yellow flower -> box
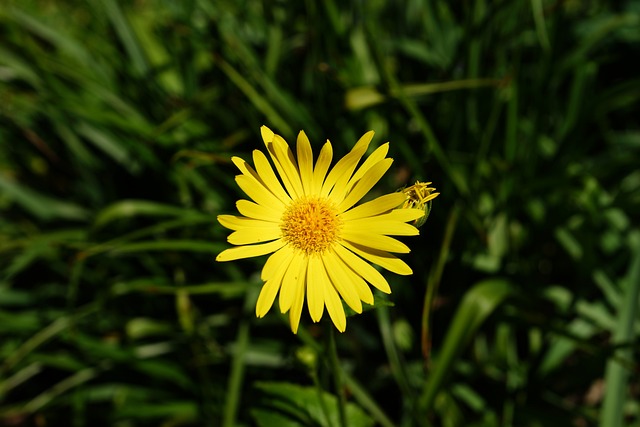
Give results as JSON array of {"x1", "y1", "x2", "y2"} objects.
[{"x1": 216, "y1": 126, "x2": 426, "y2": 333}]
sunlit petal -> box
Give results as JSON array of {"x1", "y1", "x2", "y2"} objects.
[
  {"x1": 340, "y1": 241, "x2": 413, "y2": 276},
  {"x1": 289, "y1": 274, "x2": 306, "y2": 334},
  {"x1": 236, "y1": 175, "x2": 286, "y2": 209},
  {"x1": 337, "y1": 158, "x2": 393, "y2": 212},
  {"x1": 342, "y1": 232, "x2": 411, "y2": 253},
  {"x1": 262, "y1": 245, "x2": 294, "y2": 281},
  {"x1": 297, "y1": 131, "x2": 314, "y2": 196},
  {"x1": 279, "y1": 255, "x2": 307, "y2": 313},
  {"x1": 256, "y1": 250, "x2": 295, "y2": 317},
  {"x1": 306, "y1": 256, "x2": 325, "y2": 322},
  {"x1": 340, "y1": 192, "x2": 407, "y2": 221},
  {"x1": 218, "y1": 214, "x2": 275, "y2": 231},
  {"x1": 323, "y1": 250, "x2": 364, "y2": 312},
  {"x1": 236, "y1": 200, "x2": 283, "y2": 222},
  {"x1": 343, "y1": 219, "x2": 419, "y2": 236},
  {"x1": 333, "y1": 243, "x2": 392, "y2": 293},
  {"x1": 253, "y1": 150, "x2": 292, "y2": 203},
  {"x1": 216, "y1": 239, "x2": 285, "y2": 262},
  {"x1": 321, "y1": 131, "x2": 373, "y2": 198},
  {"x1": 227, "y1": 227, "x2": 281, "y2": 245},
  {"x1": 346, "y1": 142, "x2": 389, "y2": 192},
  {"x1": 324, "y1": 280, "x2": 346, "y2": 332},
  {"x1": 311, "y1": 141, "x2": 333, "y2": 195}
]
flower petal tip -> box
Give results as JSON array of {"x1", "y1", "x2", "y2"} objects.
[{"x1": 260, "y1": 126, "x2": 275, "y2": 143}]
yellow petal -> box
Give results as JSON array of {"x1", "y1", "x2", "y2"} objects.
[
  {"x1": 289, "y1": 274, "x2": 306, "y2": 334},
  {"x1": 216, "y1": 239, "x2": 285, "y2": 262},
  {"x1": 256, "y1": 278, "x2": 282, "y2": 318},
  {"x1": 231, "y1": 156, "x2": 259, "y2": 179},
  {"x1": 236, "y1": 199, "x2": 283, "y2": 222},
  {"x1": 253, "y1": 150, "x2": 292, "y2": 204},
  {"x1": 261, "y1": 245, "x2": 294, "y2": 281},
  {"x1": 256, "y1": 250, "x2": 294, "y2": 317},
  {"x1": 236, "y1": 175, "x2": 286, "y2": 209},
  {"x1": 324, "y1": 280, "x2": 346, "y2": 332},
  {"x1": 260, "y1": 125, "x2": 275, "y2": 144},
  {"x1": 233, "y1": 156, "x2": 289, "y2": 207},
  {"x1": 333, "y1": 243, "x2": 391, "y2": 293},
  {"x1": 227, "y1": 227, "x2": 281, "y2": 245},
  {"x1": 296, "y1": 131, "x2": 314, "y2": 196},
  {"x1": 256, "y1": 279, "x2": 281, "y2": 318},
  {"x1": 337, "y1": 158, "x2": 393, "y2": 212},
  {"x1": 320, "y1": 131, "x2": 373, "y2": 198},
  {"x1": 217, "y1": 214, "x2": 275, "y2": 231},
  {"x1": 340, "y1": 241, "x2": 412, "y2": 276},
  {"x1": 261, "y1": 129, "x2": 302, "y2": 199},
  {"x1": 343, "y1": 219, "x2": 419, "y2": 236},
  {"x1": 233, "y1": 155, "x2": 290, "y2": 204},
  {"x1": 279, "y1": 254, "x2": 306, "y2": 313},
  {"x1": 270, "y1": 136, "x2": 304, "y2": 198},
  {"x1": 339, "y1": 192, "x2": 406, "y2": 221},
  {"x1": 341, "y1": 232, "x2": 410, "y2": 253},
  {"x1": 385, "y1": 208, "x2": 426, "y2": 222},
  {"x1": 265, "y1": 145, "x2": 300, "y2": 200},
  {"x1": 346, "y1": 142, "x2": 389, "y2": 192},
  {"x1": 311, "y1": 141, "x2": 333, "y2": 195},
  {"x1": 323, "y1": 251, "x2": 364, "y2": 312},
  {"x1": 344, "y1": 267, "x2": 374, "y2": 305},
  {"x1": 306, "y1": 256, "x2": 325, "y2": 322}
]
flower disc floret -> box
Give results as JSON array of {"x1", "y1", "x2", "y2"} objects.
[{"x1": 280, "y1": 198, "x2": 342, "y2": 256}]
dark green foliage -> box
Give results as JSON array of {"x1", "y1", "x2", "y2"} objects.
[{"x1": 1, "y1": 0, "x2": 639, "y2": 426}]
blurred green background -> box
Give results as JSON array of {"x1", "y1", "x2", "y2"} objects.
[{"x1": 1, "y1": 0, "x2": 639, "y2": 426}]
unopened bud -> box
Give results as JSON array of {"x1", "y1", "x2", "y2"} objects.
[{"x1": 399, "y1": 181, "x2": 440, "y2": 227}]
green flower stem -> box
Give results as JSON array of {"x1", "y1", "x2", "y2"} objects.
[
  {"x1": 342, "y1": 374, "x2": 395, "y2": 427},
  {"x1": 377, "y1": 305, "x2": 427, "y2": 427},
  {"x1": 327, "y1": 325, "x2": 347, "y2": 427},
  {"x1": 296, "y1": 325, "x2": 395, "y2": 427},
  {"x1": 310, "y1": 369, "x2": 334, "y2": 427},
  {"x1": 222, "y1": 287, "x2": 256, "y2": 427},
  {"x1": 376, "y1": 304, "x2": 413, "y2": 398},
  {"x1": 421, "y1": 203, "x2": 460, "y2": 363}
]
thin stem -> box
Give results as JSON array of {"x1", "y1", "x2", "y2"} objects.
[
  {"x1": 377, "y1": 306, "x2": 427, "y2": 427},
  {"x1": 222, "y1": 287, "x2": 255, "y2": 427},
  {"x1": 295, "y1": 325, "x2": 395, "y2": 427},
  {"x1": 376, "y1": 305, "x2": 413, "y2": 398},
  {"x1": 310, "y1": 369, "x2": 334, "y2": 427},
  {"x1": 327, "y1": 326, "x2": 347, "y2": 427},
  {"x1": 421, "y1": 202, "x2": 461, "y2": 364}
]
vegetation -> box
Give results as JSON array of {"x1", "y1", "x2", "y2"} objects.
[{"x1": 1, "y1": 1, "x2": 639, "y2": 426}]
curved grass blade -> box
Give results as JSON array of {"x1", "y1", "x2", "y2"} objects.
[
  {"x1": 599, "y1": 234, "x2": 640, "y2": 427},
  {"x1": 419, "y1": 278, "x2": 515, "y2": 412}
]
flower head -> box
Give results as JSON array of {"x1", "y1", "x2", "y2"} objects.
[
  {"x1": 216, "y1": 126, "x2": 429, "y2": 333},
  {"x1": 400, "y1": 181, "x2": 440, "y2": 227}
]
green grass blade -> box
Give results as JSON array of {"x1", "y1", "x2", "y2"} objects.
[
  {"x1": 93, "y1": 199, "x2": 208, "y2": 229},
  {"x1": 599, "y1": 233, "x2": 640, "y2": 427},
  {"x1": 216, "y1": 58, "x2": 293, "y2": 136},
  {"x1": 0, "y1": 175, "x2": 89, "y2": 222},
  {"x1": 222, "y1": 286, "x2": 257, "y2": 427},
  {"x1": 419, "y1": 279, "x2": 515, "y2": 412},
  {"x1": 96, "y1": 0, "x2": 149, "y2": 75}
]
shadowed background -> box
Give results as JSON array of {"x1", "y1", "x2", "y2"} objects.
[{"x1": 1, "y1": 1, "x2": 639, "y2": 426}]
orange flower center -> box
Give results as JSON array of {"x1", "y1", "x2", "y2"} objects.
[{"x1": 280, "y1": 198, "x2": 342, "y2": 255}]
